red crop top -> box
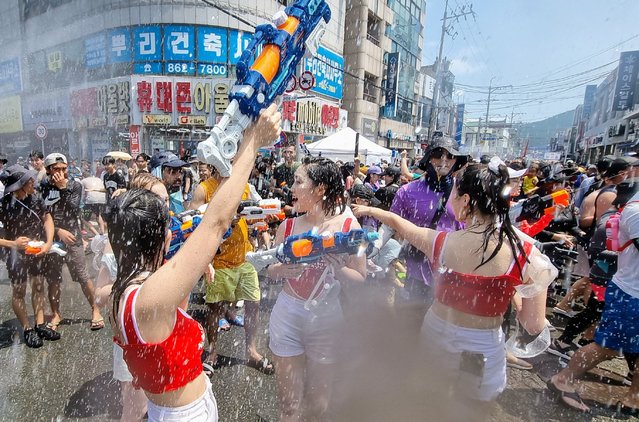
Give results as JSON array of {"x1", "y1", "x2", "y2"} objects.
[
  {"x1": 283, "y1": 217, "x2": 353, "y2": 300},
  {"x1": 432, "y1": 231, "x2": 533, "y2": 317},
  {"x1": 113, "y1": 286, "x2": 206, "y2": 394}
]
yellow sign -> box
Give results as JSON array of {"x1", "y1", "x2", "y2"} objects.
[
  {"x1": 143, "y1": 114, "x2": 172, "y2": 125},
  {"x1": 178, "y1": 115, "x2": 207, "y2": 126},
  {"x1": 0, "y1": 95, "x2": 23, "y2": 134},
  {"x1": 111, "y1": 114, "x2": 130, "y2": 126}
]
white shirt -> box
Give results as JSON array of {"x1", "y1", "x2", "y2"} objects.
[{"x1": 612, "y1": 191, "x2": 639, "y2": 298}]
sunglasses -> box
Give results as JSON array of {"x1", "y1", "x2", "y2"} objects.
[{"x1": 430, "y1": 148, "x2": 454, "y2": 160}]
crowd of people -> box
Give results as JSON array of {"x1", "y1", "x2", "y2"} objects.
[{"x1": 1, "y1": 114, "x2": 639, "y2": 420}]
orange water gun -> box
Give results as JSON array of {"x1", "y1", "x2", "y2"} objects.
[{"x1": 197, "y1": 0, "x2": 331, "y2": 177}]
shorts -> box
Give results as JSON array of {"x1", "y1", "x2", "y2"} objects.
[
  {"x1": 594, "y1": 282, "x2": 639, "y2": 353},
  {"x1": 420, "y1": 310, "x2": 507, "y2": 402},
  {"x1": 146, "y1": 377, "x2": 218, "y2": 422},
  {"x1": 205, "y1": 262, "x2": 260, "y2": 303},
  {"x1": 113, "y1": 343, "x2": 133, "y2": 382},
  {"x1": 7, "y1": 249, "x2": 48, "y2": 285},
  {"x1": 45, "y1": 241, "x2": 90, "y2": 285},
  {"x1": 82, "y1": 203, "x2": 105, "y2": 220},
  {"x1": 269, "y1": 290, "x2": 343, "y2": 364}
]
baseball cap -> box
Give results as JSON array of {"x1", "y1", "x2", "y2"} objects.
[
  {"x1": 604, "y1": 158, "x2": 630, "y2": 179},
  {"x1": 367, "y1": 165, "x2": 382, "y2": 175},
  {"x1": 612, "y1": 179, "x2": 638, "y2": 207},
  {"x1": 150, "y1": 152, "x2": 187, "y2": 171},
  {"x1": 350, "y1": 184, "x2": 381, "y2": 207},
  {"x1": 44, "y1": 153, "x2": 67, "y2": 168},
  {"x1": 382, "y1": 166, "x2": 400, "y2": 177}
]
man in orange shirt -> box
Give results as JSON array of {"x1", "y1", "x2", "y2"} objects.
[{"x1": 190, "y1": 169, "x2": 274, "y2": 375}]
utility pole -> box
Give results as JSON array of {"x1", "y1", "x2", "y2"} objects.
[
  {"x1": 483, "y1": 79, "x2": 511, "y2": 154},
  {"x1": 427, "y1": 1, "x2": 475, "y2": 141}
]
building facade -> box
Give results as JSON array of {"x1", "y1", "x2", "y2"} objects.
[{"x1": 0, "y1": 0, "x2": 347, "y2": 163}]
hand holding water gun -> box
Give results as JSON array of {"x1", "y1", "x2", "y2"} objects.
[
  {"x1": 246, "y1": 228, "x2": 379, "y2": 272},
  {"x1": 166, "y1": 205, "x2": 234, "y2": 260},
  {"x1": 25, "y1": 241, "x2": 67, "y2": 257},
  {"x1": 238, "y1": 199, "x2": 285, "y2": 221},
  {"x1": 197, "y1": 0, "x2": 331, "y2": 176}
]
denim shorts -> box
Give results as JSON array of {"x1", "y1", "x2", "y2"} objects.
[{"x1": 595, "y1": 282, "x2": 639, "y2": 353}]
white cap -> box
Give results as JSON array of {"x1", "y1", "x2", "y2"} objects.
[
  {"x1": 44, "y1": 153, "x2": 67, "y2": 168},
  {"x1": 507, "y1": 167, "x2": 526, "y2": 179}
]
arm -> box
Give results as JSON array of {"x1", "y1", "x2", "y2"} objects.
[
  {"x1": 35, "y1": 213, "x2": 55, "y2": 257},
  {"x1": 189, "y1": 184, "x2": 207, "y2": 210},
  {"x1": 136, "y1": 105, "x2": 281, "y2": 327},
  {"x1": 0, "y1": 237, "x2": 29, "y2": 249},
  {"x1": 352, "y1": 205, "x2": 437, "y2": 259},
  {"x1": 266, "y1": 218, "x2": 309, "y2": 280},
  {"x1": 518, "y1": 292, "x2": 547, "y2": 335},
  {"x1": 399, "y1": 150, "x2": 412, "y2": 180},
  {"x1": 326, "y1": 219, "x2": 367, "y2": 284},
  {"x1": 578, "y1": 189, "x2": 597, "y2": 229}
]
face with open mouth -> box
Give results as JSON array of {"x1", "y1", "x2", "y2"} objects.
[{"x1": 291, "y1": 165, "x2": 324, "y2": 214}]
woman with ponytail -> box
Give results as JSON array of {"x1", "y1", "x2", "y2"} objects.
[{"x1": 352, "y1": 156, "x2": 557, "y2": 404}]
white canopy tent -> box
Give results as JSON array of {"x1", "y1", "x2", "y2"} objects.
[{"x1": 305, "y1": 127, "x2": 393, "y2": 165}]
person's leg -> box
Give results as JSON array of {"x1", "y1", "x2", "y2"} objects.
[
  {"x1": 555, "y1": 276, "x2": 589, "y2": 312},
  {"x1": 204, "y1": 302, "x2": 226, "y2": 366},
  {"x1": 47, "y1": 281, "x2": 63, "y2": 328},
  {"x1": 304, "y1": 359, "x2": 334, "y2": 420},
  {"x1": 120, "y1": 381, "x2": 148, "y2": 421},
  {"x1": 235, "y1": 262, "x2": 270, "y2": 367},
  {"x1": 272, "y1": 354, "x2": 306, "y2": 422},
  {"x1": 31, "y1": 275, "x2": 46, "y2": 326},
  {"x1": 558, "y1": 293, "x2": 602, "y2": 344},
  {"x1": 12, "y1": 282, "x2": 30, "y2": 329},
  {"x1": 67, "y1": 242, "x2": 103, "y2": 325},
  {"x1": 620, "y1": 356, "x2": 639, "y2": 409}
]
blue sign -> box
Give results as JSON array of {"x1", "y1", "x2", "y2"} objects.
[
  {"x1": 197, "y1": 63, "x2": 228, "y2": 77},
  {"x1": 198, "y1": 27, "x2": 228, "y2": 63},
  {"x1": 133, "y1": 26, "x2": 162, "y2": 61},
  {"x1": 455, "y1": 104, "x2": 464, "y2": 145},
  {"x1": 164, "y1": 25, "x2": 195, "y2": 61},
  {"x1": 304, "y1": 46, "x2": 343, "y2": 100},
  {"x1": 385, "y1": 52, "x2": 399, "y2": 114},
  {"x1": 85, "y1": 33, "x2": 106, "y2": 68},
  {"x1": 165, "y1": 62, "x2": 196, "y2": 76},
  {"x1": 0, "y1": 57, "x2": 22, "y2": 96},
  {"x1": 229, "y1": 30, "x2": 253, "y2": 65},
  {"x1": 134, "y1": 62, "x2": 162, "y2": 75},
  {"x1": 108, "y1": 28, "x2": 131, "y2": 63}
]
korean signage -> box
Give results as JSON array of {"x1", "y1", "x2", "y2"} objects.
[
  {"x1": 281, "y1": 98, "x2": 344, "y2": 136},
  {"x1": 303, "y1": 46, "x2": 343, "y2": 100},
  {"x1": 0, "y1": 58, "x2": 22, "y2": 96},
  {"x1": 361, "y1": 117, "x2": 378, "y2": 140},
  {"x1": 612, "y1": 50, "x2": 639, "y2": 111},
  {"x1": 385, "y1": 52, "x2": 400, "y2": 114},
  {"x1": 70, "y1": 78, "x2": 130, "y2": 129},
  {"x1": 0, "y1": 95, "x2": 23, "y2": 134},
  {"x1": 130, "y1": 76, "x2": 233, "y2": 127},
  {"x1": 22, "y1": 91, "x2": 71, "y2": 131},
  {"x1": 582, "y1": 85, "x2": 597, "y2": 121},
  {"x1": 129, "y1": 125, "x2": 140, "y2": 155},
  {"x1": 455, "y1": 104, "x2": 464, "y2": 145}
]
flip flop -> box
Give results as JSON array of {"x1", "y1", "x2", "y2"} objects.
[
  {"x1": 546, "y1": 379, "x2": 590, "y2": 413},
  {"x1": 202, "y1": 362, "x2": 215, "y2": 379},
  {"x1": 218, "y1": 318, "x2": 231, "y2": 332},
  {"x1": 90, "y1": 318, "x2": 105, "y2": 331},
  {"x1": 227, "y1": 314, "x2": 244, "y2": 327},
  {"x1": 46, "y1": 321, "x2": 61, "y2": 332},
  {"x1": 246, "y1": 357, "x2": 275, "y2": 375}
]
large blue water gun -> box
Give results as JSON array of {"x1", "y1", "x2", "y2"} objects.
[
  {"x1": 197, "y1": 0, "x2": 331, "y2": 177},
  {"x1": 165, "y1": 206, "x2": 232, "y2": 260}
]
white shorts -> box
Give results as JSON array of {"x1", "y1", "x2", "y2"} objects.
[
  {"x1": 420, "y1": 310, "x2": 507, "y2": 402},
  {"x1": 147, "y1": 377, "x2": 218, "y2": 422},
  {"x1": 269, "y1": 290, "x2": 343, "y2": 364},
  {"x1": 113, "y1": 343, "x2": 133, "y2": 382}
]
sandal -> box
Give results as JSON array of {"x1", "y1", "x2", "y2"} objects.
[
  {"x1": 546, "y1": 379, "x2": 590, "y2": 413},
  {"x1": 218, "y1": 318, "x2": 231, "y2": 332},
  {"x1": 202, "y1": 362, "x2": 215, "y2": 379},
  {"x1": 90, "y1": 318, "x2": 105, "y2": 331},
  {"x1": 246, "y1": 357, "x2": 275, "y2": 375},
  {"x1": 46, "y1": 321, "x2": 61, "y2": 331},
  {"x1": 227, "y1": 314, "x2": 244, "y2": 327}
]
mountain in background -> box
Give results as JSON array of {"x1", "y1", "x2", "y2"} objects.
[{"x1": 515, "y1": 110, "x2": 575, "y2": 149}]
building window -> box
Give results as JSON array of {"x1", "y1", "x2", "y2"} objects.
[
  {"x1": 367, "y1": 13, "x2": 381, "y2": 46},
  {"x1": 364, "y1": 73, "x2": 378, "y2": 103}
]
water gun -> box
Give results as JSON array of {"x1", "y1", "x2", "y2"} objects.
[
  {"x1": 514, "y1": 189, "x2": 570, "y2": 223},
  {"x1": 238, "y1": 199, "x2": 285, "y2": 221},
  {"x1": 246, "y1": 228, "x2": 379, "y2": 272},
  {"x1": 166, "y1": 205, "x2": 233, "y2": 260},
  {"x1": 197, "y1": 0, "x2": 331, "y2": 177},
  {"x1": 25, "y1": 241, "x2": 67, "y2": 257},
  {"x1": 540, "y1": 189, "x2": 570, "y2": 215}
]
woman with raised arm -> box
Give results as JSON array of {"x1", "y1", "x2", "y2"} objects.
[
  {"x1": 267, "y1": 156, "x2": 367, "y2": 421},
  {"x1": 106, "y1": 105, "x2": 281, "y2": 422},
  {"x1": 352, "y1": 157, "x2": 557, "y2": 406}
]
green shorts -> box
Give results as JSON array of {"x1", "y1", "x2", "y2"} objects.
[{"x1": 205, "y1": 262, "x2": 260, "y2": 304}]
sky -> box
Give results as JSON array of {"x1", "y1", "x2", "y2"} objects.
[{"x1": 422, "y1": 0, "x2": 639, "y2": 123}]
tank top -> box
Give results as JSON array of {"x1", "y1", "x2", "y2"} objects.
[
  {"x1": 283, "y1": 217, "x2": 353, "y2": 300},
  {"x1": 113, "y1": 286, "x2": 206, "y2": 394},
  {"x1": 432, "y1": 231, "x2": 533, "y2": 317}
]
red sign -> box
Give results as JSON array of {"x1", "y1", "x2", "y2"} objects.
[
  {"x1": 299, "y1": 71, "x2": 315, "y2": 91},
  {"x1": 129, "y1": 125, "x2": 140, "y2": 155}
]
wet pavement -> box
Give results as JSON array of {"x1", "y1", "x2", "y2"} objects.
[{"x1": 0, "y1": 260, "x2": 636, "y2": 421}]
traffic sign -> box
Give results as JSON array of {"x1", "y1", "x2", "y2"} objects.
[
  {"x1": 285, "y1": 75, "x2": 297, "y2": 93},
  {"x1": 35, "y1": 124, "x2": 48, "y2": 140},
  {"x1": 299, "y1": 71, "x2": 315, "y2": 91}
]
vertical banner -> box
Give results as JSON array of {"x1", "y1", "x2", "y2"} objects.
[
  {"x1": 582, "y1": 85, "x2": 597, "y2": 121},
  {"x1": 455, "y1": 104, "x2": 464, "y2": 145},
  {"x1": 129, "y1": 125, "x2": 140, "y2": 155},
  {"x1": 612, "y1": 50, "x2": 639, "y2": 111},
  {"x1": 385, "y1": 52, "x2": 400, "y2": 116}
]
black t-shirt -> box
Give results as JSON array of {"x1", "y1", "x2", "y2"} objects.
[
  {"x1": 40, "y1": 178, "x2": 83, "y2": 237},
  {"x1": 103, "y1": 170, "x2": 127, "y2": 204},
  {"x1": 0, "y1": 194, "x2": 48, "y2": 241},
  {"x1": 375, "y1": 183, "x2": 399, "y2": 211}
]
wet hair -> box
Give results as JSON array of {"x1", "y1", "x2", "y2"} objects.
[
  {"x1": 301, "y1": 156, "x2": 345, "y2": 216},
  {"x1": 102, "y1": 156, "x2": 116, "y2": 166},
  {"x1": 455, "y1": 164, "x2": 527, "y2": 274},
  {"x1": 129, "y1": 172, "x2": 162, "y2": 190},
  {"x1": 105, "y1": 189, "x2": 170, "y2": 317},
  {"x1": 136, "y1": 153, "x2": 150, "y2": 162},
  {"x1": 29, "y1": 150, "x2": 44, "y2": 160}
]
